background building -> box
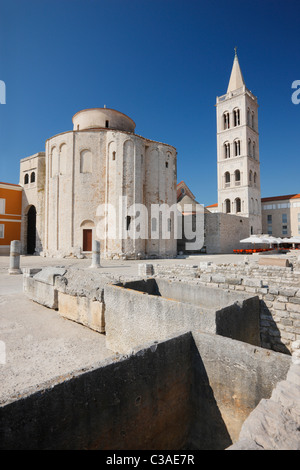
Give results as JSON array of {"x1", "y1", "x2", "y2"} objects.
[
  {"x1": 0, "y1": 182, "x2": 22, "y2": 255},
  {"x1": 261, "y1": 194, "x2": 300, "y2": 238}
]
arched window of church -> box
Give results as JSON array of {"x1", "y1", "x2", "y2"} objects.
[
  {"x1": 249, "y1": 170, "x2": 253, "y2": 183},
  {"x1": 225, "y1": 199, "x2": 231, "y2": 214},
  {"x1": 252, "y1": 112, "x2": 255, "y2": 129},
  {"x1": 80, "y1": 150, "x2": 92, "y2": 173},
  {"x1": 223, "y1": 112, "x2": 230, "y2": 130},
  {"x1": 252, "y1": 142, "x2": 256, "y2": 159},
  {"x1": 24, "y1": 173, "x2": 29, "y2": 185},
  {"x1": 224, "y1": 142, "x2": 230, "y2": 159},
  {"x1": 235, "y1": 198, "x2": 241, "y2": 213},
  {"x1": 233, "y1": 108, "x2": 240, "y2": 127},
  {"x1": 30, "y1": 172, "x2": 35, "y2": 183},
  {"x1": 235, "y1": 170, "x2": 241, "y2": 185},
  {"x1": 60, "y1": 143, "x2": 67, "y2": 175},
  {"x1": 234, "y1": 139, "x2": 241, "y2": 156},
  {"x1": 225, "y1": 172, "x2": 230, "y2": 187},
  {"x1": 254, "y1": 172, "x2": 257, "y2": 185},
  {"x1": 51, "y1": 146, "x2": 59, "y2": 177}
]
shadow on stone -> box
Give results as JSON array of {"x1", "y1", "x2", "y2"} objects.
[{"x1": 260, "y1": 300, "x2": 291, "y2": 355}]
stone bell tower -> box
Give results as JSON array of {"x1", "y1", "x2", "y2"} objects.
[{"x1": 216, "y1": 49, "x2": 262, "y2": 235}]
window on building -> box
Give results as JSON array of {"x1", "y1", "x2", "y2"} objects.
[
  {"x1": 234, "y1": 140, "x2": 241, "y2": 156},
  {"x1": 112, "y1": 151, "x2": 116, "y2": 161},
  {"x1": 235, "y1": 170, "x2": 241, "y2": 185},
  {"x1": 224, "y1": 142, "x2": 230, "y2": 159},
  {"x1": 233, "y1": 108, "x2": 240, "y2": 127},
  {"x1": 252, "y1": 112, "x2": 255, "y2": 129},
  {"x1": 282, "y1": 225, "x2": 288, "y2": 235},
  {"x1": 105, "y1": 120, "x2": 109, "y2": 128},
  {"x1": 225, "y1": 199, "x2": 231, "y2": 214},
  {"x1": 0, "y1": 198, "x2": 5, "y2": 214},
  {"x1": 225, "y1": 172, "x2": 230, "y2": 187},
  {"x1": 235, "y1": 198, "x2": 241, "y2": 213},
  {"x1": 30, "y1": 172, "x2": 35, "y2": 183},
  {"x1": 282, "y1": 213, "x2": 288, "y2": 224},
  {"x1": 223, "y1": 112, "x2": 230, "y2": 130},
  {"x1": 126, "y1": 216, "x2": 131, "y2": 231},
  {"x1": 80, "y1": 149, "x2": 92, "y2": 173},
  {"x1": 248, "y1": 138, "x2": 251, "y2": 156},
  {"x1": 0, "y1": 224, "x2": 4, "y2": 239},
  {"x1": 165, "y1": 162, "x2": 169, "y2": 168},
  {"x1": 168, "y1": 218, "x2": 172, "y2": 232},
  {"x1": 24, "y1": 173, "x2": 29, "y2": 184},
  {"x1": 247, "y1": 108, "x2": 250, "y2": 126},
  {"x1": 252, "y1": 142, "x2": 256, "y2": 159},
  {"x1": 254, "y1": 172, "x2": 257, "y2": 185}
]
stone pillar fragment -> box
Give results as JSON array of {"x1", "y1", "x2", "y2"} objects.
[
  {"x1": 91, "y1": 240, "x2": 101, "y2": 268},
  {"x1": 9, "y1": 240, "x2": 22, "y2": 275}
]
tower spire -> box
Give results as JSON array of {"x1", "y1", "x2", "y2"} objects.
[{"x1": 227, "y1": 47, "x2": 245, "y2": 93}]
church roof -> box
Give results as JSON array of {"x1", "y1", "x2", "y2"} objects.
[{"x1": 227, "y1": 49, "x2": 245, "y2": 93}]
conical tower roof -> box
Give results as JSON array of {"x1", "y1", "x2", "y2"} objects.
[{"x1": 227, "y1": 48, "x2": 245, "y2": 93}]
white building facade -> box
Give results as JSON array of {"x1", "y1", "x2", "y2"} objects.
[{"x1": 216, "y1": 51, "x2": 262, "y2": 235}]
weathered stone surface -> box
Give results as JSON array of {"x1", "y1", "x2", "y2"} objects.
[
  {"x1": 33, "y1": 267, "x2": 66, "y2": 286},
  {"x1": 258, "y1": 257, "x2": 290, "y2": 267},
  {"x1": 228, "y1": 358, "x2": 300, "y2": 450}
]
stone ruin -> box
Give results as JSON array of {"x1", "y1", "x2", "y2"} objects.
[{"x1": 1, "y1": 254, "x2": 300, "y2": 450}]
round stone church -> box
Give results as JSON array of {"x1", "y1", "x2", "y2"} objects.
[{"x1": 20, "y1": 107, "x2": 177, "y2": 259}]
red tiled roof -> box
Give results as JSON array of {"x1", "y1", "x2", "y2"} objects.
[
  {"x1": 0, "y1": 182, "x2": 21, "y2": 187},
  {"x1": 205, "y1": 203, "x2": 218, "y2": 208},
  {"x1": 261, "y1": 194, "x2": 298, "y2": 203}
]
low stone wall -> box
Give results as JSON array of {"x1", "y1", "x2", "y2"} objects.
[
  {"x1": 151, "y1": 262, "x2": 300, "y2": 354},
  {"x1": 104, "y1": 278, "x2": 260, "y2": 355}
]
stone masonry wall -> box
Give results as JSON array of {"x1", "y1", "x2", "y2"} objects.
[{"x1": 152, "y1": 261, "x2": 300, "y2": 354}]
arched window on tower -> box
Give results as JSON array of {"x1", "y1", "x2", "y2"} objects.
[
  {"x1": 253, "y1": 141, "x2": 256, "y2": 159},
  {"x1": 247, "y1": 108, "x2": 250, "y2": 126},
  {"x1": 248, "y1": 138, "x2": 252, "y2": 156},
  {"x1": 30, "y1": 172, "x2": 35, "y2": 183},
  {"x1": 24, "y1": 173, "x2": 29, "y2": 185},
  {"x1": 252, "y1": 112, "x2": 255, "y2": 129},
  {"x1": 254, "y1": 172, "x2": 257, "y2": 185},
  {"x1": 235, "y1": 169, "x2": 241, "y2": 185},
  {"x1": 249, "y1": 170, "x2": 253, "y2": 184},
  {"x1": 225, "y1": 199, "x2": 231, "y2": 214},
  {"x1": 223, "y1": 112, "x2": 230, "y2": 130},
  {"x1": 224, "y1": 142, "x2": 230, "y2": 159},
  {"x1": 234, "y1": 139, "x2": 241, "y2": 156},
  {"x1": 235, "y1": 198, "x2": 241, "y2": 213},
  {"x1": 233, "y1": 108, "x2": 240, "y2": 127},
  {"x1": 224, "y1": 171, "x2": 230, "y2": 187}
]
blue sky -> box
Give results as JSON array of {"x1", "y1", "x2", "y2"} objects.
[{"x1": 0, "y1": 0, "x2": 299, "y2": 206}]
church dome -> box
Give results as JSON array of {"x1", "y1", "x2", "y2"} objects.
[{"x1": 72, "y1": 108, "x2": 136, "y2": 133}]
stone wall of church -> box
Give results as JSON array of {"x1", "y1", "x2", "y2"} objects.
[{"x1": 43, "y1": 127, "x2": 177, "y2": 259}]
